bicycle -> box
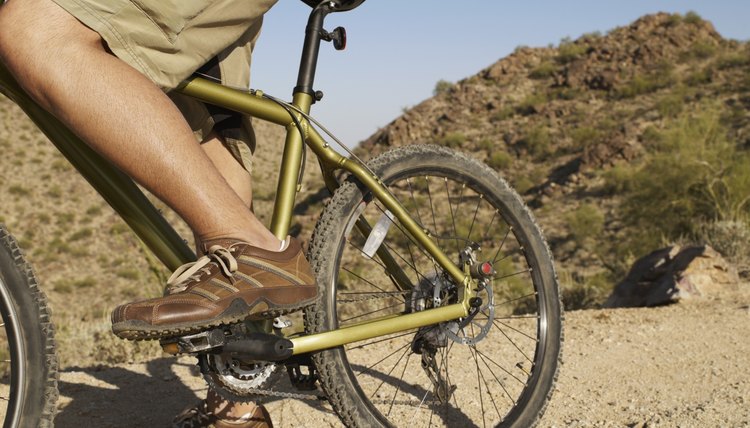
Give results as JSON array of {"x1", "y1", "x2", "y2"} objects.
[{"x1": 0, "y1": 0, "x2": 562, "y2": 426}]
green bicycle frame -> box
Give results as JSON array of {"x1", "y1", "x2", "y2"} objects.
[{"x1": 0, "y1": 3, "x2": 472, "y2": 355}]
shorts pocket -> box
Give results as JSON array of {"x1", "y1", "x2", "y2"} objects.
[{"x1": 129, "y1": 1, "x2": 211, "y2": 43}]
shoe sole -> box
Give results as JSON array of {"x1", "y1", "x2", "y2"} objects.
[{"x1": 112, "y1": 292, "x2": 317, "y2": 341}]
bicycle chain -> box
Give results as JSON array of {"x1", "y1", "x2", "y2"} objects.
[
  {"x1": 337, "y1": 290, "x2": 411, "y2": 303},
  {"x1": 204, "y1": 364, "x2": 327, "y2": 403}
]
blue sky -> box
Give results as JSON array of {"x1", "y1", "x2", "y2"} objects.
[{"x1": 251, "y1": 1, "x2": 749, "y2": 147}]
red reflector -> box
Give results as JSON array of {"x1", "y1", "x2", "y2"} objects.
[{"x1": 481, "y1": 262, "x2": 492, "y2": 274}]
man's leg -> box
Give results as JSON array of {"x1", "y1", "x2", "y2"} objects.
[
  {"x1": 0, "y1": 0, "x2": 278, "y2": 250},
  {"x1": 196, "y1": 135, "x2": 271, "y2": 427},
  {"x1": 0, "y1": 0, "x2": 317, "y2": 340}
]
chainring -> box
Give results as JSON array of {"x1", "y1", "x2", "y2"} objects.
[{"x1": 199, "y1": 353, "x2": 280, "y2": 402}]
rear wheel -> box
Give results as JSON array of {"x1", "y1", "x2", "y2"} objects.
[
  {"x1": 307, "y1": 145, "x2": 562, "y2": 427},
  {"x1": 0, "y1": 225, "x2": 58, "y2": 428}
]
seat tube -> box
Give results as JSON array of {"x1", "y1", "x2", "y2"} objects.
[
  {"x1": 269, "y1": 92, "x2": 313, "y2": 238},
  {"x1": 269, "y1": 3, "x2": 329, "y2": 238}
]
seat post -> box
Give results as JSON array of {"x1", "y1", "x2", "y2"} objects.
[{"x1": 294, "y1": 3, "x2": 332, "y2": 98}]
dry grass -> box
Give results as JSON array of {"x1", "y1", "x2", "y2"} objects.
[{"x1": 0, "y1": 96, "x2": 325, "y2": 368}]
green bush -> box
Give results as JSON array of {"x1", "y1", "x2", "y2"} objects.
[
  {"x1": 613, "y1": 105, "x2": 750, "y2": 254},
  {"x1": 685, "y1": 67, "x2": 714, "y2": 86},
  {"x1": 440, "y1": 132, "x2": 466, "y2": 148},
  {"x1": 566, "y1": 204, "x2": 605, "y2": 245},
  {"x1": 615, "y1": 63, "x2": 676, "y2": 99},
  {"x1": 569, "y1": 126, "x2": 601, "y2": 150},
  {"x1": 656, "y1": 93, "x2": 684, "y2": 118},
  {"x1": 680, "y1": 41, "x2": 717, "y2": 62},
  {"x1": 529, "y1": 61, "x2": 557, "y2": 79},
  {"x1": 684, "y1": 11, "x2": 703, "y2": 25},
  {"x1": 698, "y1": 220, "x2": 750, "y2": 266},
  {"x1": 557, "y1": 38, "x2": 588, "y2": 64},
  {"x1": 491, "y1": 105, "x2": 516, "y2": 122},
  {"x1": 516, "y1": 92, "x2": 548, "y2": 115},
  {"x1": 715, "y1": 53, "x2": 750, "y2": 70},
  {"x1": 561, "y1": 271, "x2": 612, "y2": 310},
  {"x1": 488, "y1": 151, "x2": 513, "y2": 170},
  {"x1": 519, "y1": 125, "x2": 552, "y2": 159},
  {"x1": 433, "y1": 79, "x2": 454, "y2": 96}
]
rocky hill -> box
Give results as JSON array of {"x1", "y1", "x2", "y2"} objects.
[
  {"x1": 356, "y1": 12, "x2": 750, "y2": 307},
  {"x1": 0, "y1": 11, "x2": 748, "y2": 367}
]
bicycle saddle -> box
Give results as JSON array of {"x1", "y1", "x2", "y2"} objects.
[{"x1": 301, "y1": 0, "x2": 366, "y2": 12}]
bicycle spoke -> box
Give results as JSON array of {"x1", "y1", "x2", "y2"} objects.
[
  {"x1": 492, "y1": 321, "x2": 533, "y2": 363},
  {"x1": 469, "y1": 324, "x2": 487, "y2": 428},
  {"x1": 341, "y1": 267, "x2": 405, "y2": 302},
  {"x1": 339, "y1": 299, "x2": 408, "y2": 323},
  {"x1": 346, "y1": 329, "x2": 420, "y2": 352},
  {"x1": 387, "y1": 352, "x2": 413, "y2": 416},
  {"x1": 495, "y1": 320, "x2": 538, "y2": 342},
  {"x1": 443, "y1": 178, "x2": 460, "y2": 254},
  {"x1": 467, "y1": 194, "x2": 483, "y2": 243},
  {"x1": 358, "y1": 340, "x2": 413, "y2": 379},
  {"x1": 493, "y1": 292, "x2": 538, "y2": 308},
  {"x1": 476, "y1": 348, "x2": 518, "y2": 406},
  {"x1": 370, "y1": 343, "x2": 412, "y2": 400},
  {"x1": 474, "y1": 348, "x2": 526, "y2": 386},
  {"x1": 492, "y1": 226, "x2": 513, "y2": 263}
]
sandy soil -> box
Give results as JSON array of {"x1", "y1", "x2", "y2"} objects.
[{"x1": 52, "y1": 287, "x2": 750, "y2": 428}]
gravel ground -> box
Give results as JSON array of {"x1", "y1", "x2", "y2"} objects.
[{"x1": 55, "y1": 289, "x2": 750, "y2": 427}]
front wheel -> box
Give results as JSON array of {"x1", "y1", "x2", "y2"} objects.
[
  {"x1": 0, "y1": 226, "x2": 58, "y2": 427},
  {"x1": 306, "y1": 145, "x2": 562, "y2": 427}
]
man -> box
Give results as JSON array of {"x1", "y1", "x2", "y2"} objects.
[{"x1": 0, "y1": 0, "x2": 316, "y2": 425}]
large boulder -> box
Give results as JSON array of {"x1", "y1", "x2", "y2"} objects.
[{"x1": 605, "y1": 245, "x2": 738, "y2": 308}]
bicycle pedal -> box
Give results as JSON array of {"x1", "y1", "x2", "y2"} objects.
[{"x1": 284, "y1": 354, "x2": 319, "y2": 391}]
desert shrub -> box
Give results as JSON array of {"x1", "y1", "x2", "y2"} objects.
[
  {"x1": 488, "y1": 151, "x2": 513, "y2": 170},
  {"x1": 567, "y1": 203, "x2": 604, "y2": 241},
  {"x1": 615, "y1": 63, "x2": 676, "y2": 99},
  {"x1": 656, "y1": 93, "x2": 685, "y2": 118},
  {"x1": 519, "y1": 125, "x2": 552, "y2": 159},
  {"x1": 683, "y1": 11, "x2": 704, "y2": 25},
  {"x1": 697, "y1": 220, "x2": 750, "y2": 266},
  {"x1": 560, "y1": 271, "x2": 612, "y2": 310},
  {"x1": 557, "y1": 38, "x2": 588, "y2": 64},
  {"x1": 681, "y1": 41, "x2": 717, "y2": 61},
  {"x1": 516, "y1": 92, "x2": 548, "y2": 115},
  {"x1": 550, "y1": 87, "x2": 581, "y2": 100},
  {"x1": 715, "y1": 53, "x2": 750, "y2": 70},
  {"x1": 8, "y1": 185, "x2": 30, "y2": 196},
  {"x1": 433, "y1": 79, "x2": 454, "y2": 96},
  {"x1": 666, "y1": 13, "x2": 683, "y2": 27},
  {"x1": 440, "y1": 132, "x2": 466, "y2": 148},
  {"x1": 491, "y1": 105, "x2": 516, "y2": 122},
  {"x1": 529, "y1": 61, "x2": 557, "y2": 79},
  {"x1": 613, "y1": 105, "x2": 750, "y2": 255},
  {"x1": 569, "y1": 126, "x2": 601, "y2": 150},
  {"x1": 69, "y1": 227, "x2": 92, "y2": 241},
  {"x1": 685, "y1": 67, "x2": 714, "y2": 86}
]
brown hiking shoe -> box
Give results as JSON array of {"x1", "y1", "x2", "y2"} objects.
[
  {"x1": 111, "y1": 237, "x2": 317, "y2": 340},
  {"x1": 172, "y1": 401, "x2": 274, "y2": 428}
]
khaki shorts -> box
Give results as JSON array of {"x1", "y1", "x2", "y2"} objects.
[{"x1": 50, "y1": 0, "x2": 278, "y2": 166}]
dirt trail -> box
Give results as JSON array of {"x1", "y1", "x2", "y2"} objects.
[{"x1": 55, "y1": 291, "x2": 750, "y2": 427}]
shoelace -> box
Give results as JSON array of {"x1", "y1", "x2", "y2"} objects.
[{"x1": 166, "y1": 245, "x2": 238, "y2": 294}]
